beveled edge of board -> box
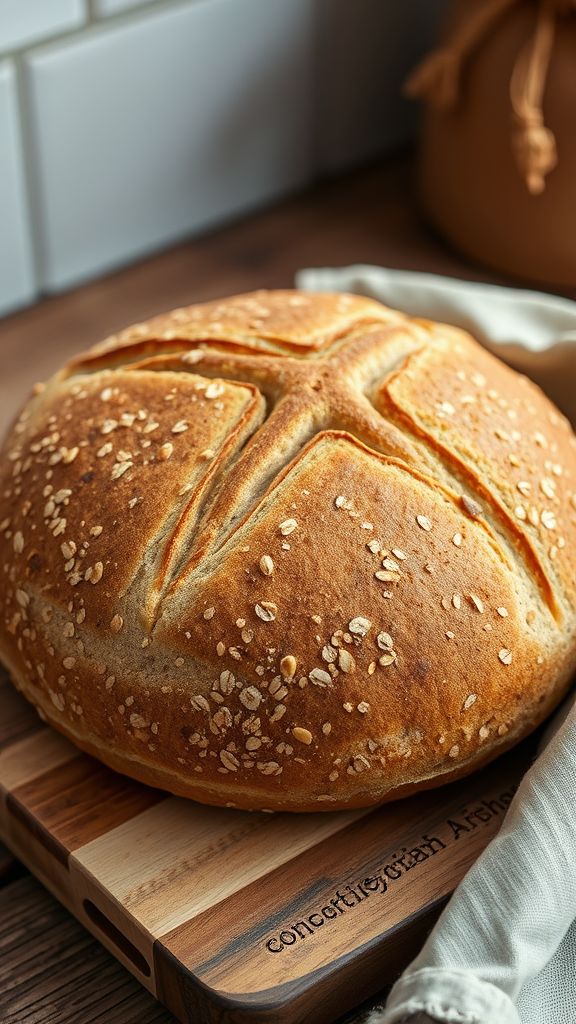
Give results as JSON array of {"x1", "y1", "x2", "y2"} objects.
[
  {"x1": 150, "y1": 738, "x2": 538, "y2": 1023},
  {"x1": 153, "y1": 897, "x2": 446, "y2": 1024}
]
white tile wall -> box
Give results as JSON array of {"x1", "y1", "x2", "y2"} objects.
[
  {"x1": 0, "y1": 0, "x2": 85, "y2": 54},
  {"x1": 0, "y1": 0, "x2": 446, "y2": 314},
  {"x1": 0, "y1": 62, "x2": 36, "y2": 315},
  {"x1": 92, "y1": 0, "x2": 155, "y2": 16},
  {"x1": 25, "y1": 0, "x2": 315, "y2": 290}
]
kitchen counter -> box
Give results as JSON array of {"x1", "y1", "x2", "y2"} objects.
[{"x1": 0, "y1": 152, "x2": 540, "y2": 1024}]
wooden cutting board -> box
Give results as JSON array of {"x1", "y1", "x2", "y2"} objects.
[{"x1": 0, "y1": 666, "x2": 533, "y2": 1024}]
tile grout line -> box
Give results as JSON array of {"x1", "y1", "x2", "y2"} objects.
[
  {"x1": 11, "y1": 54, "x2": 45, "y2": 297},
  {"x1": 0, "y1": 0, "x2": 211, "y2": 63}
]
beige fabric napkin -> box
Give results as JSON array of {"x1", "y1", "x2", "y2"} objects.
[
  {"x1": 296, "y1": 264, "x2": 576, "y2": 424},
  {"x1": 296, "y1": 266, "x2": 576, "y2": 1024}
]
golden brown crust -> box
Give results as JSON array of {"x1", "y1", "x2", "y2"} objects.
[
  {"x1": 1, "y1": 289, "x2": 575, "y2": 811},
  {"x1": 87, "y1": 289, "x2": 403, "y2": 359}
]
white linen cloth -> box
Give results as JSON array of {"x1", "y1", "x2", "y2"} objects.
[
  {"x1": 296, "y1": 265, "x2": 576, "y2": 423},
  {"x1": 296, "y1": 266, "x2": 576, "y2": 1024}
]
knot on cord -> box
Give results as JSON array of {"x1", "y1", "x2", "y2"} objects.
[{"x1": 405, "y1": 0, "x2": 570, "y2": 193}]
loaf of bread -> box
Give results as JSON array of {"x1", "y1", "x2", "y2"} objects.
[{"x1": 1, "y1": 290, "x2": 575, "y2": 811}]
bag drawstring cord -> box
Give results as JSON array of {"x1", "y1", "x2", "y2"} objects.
[{"x1": 405, "y1": 0, "x2": 573, "y2": 194}]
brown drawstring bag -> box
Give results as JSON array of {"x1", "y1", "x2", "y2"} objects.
[{"x1": 406, "y1": 0, "x2": 576, "y2": 289}]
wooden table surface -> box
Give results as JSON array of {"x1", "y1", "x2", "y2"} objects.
[{"x1": 0, "y1": 152, "x2": 559, "y2": 1024}]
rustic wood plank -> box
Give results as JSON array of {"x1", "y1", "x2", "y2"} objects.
[
  {"x1": 0, "y1": 875, "x2": 175, "y2": 1024},
  {"x1": 0, "y1": 841, "x2": 18, "y2": 884}
]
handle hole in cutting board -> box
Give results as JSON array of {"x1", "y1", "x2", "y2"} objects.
[{"x1": 83, "y1": 899, "x2": 151, "y2": 977}]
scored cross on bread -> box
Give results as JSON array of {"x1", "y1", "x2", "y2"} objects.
[{"x1": 1, "y1": 290, "x2": 575, "y2": 811}]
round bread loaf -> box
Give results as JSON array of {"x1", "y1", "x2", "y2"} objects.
[{"x1": 1, "y1": 290, "x2": 575, "y2": 811}]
